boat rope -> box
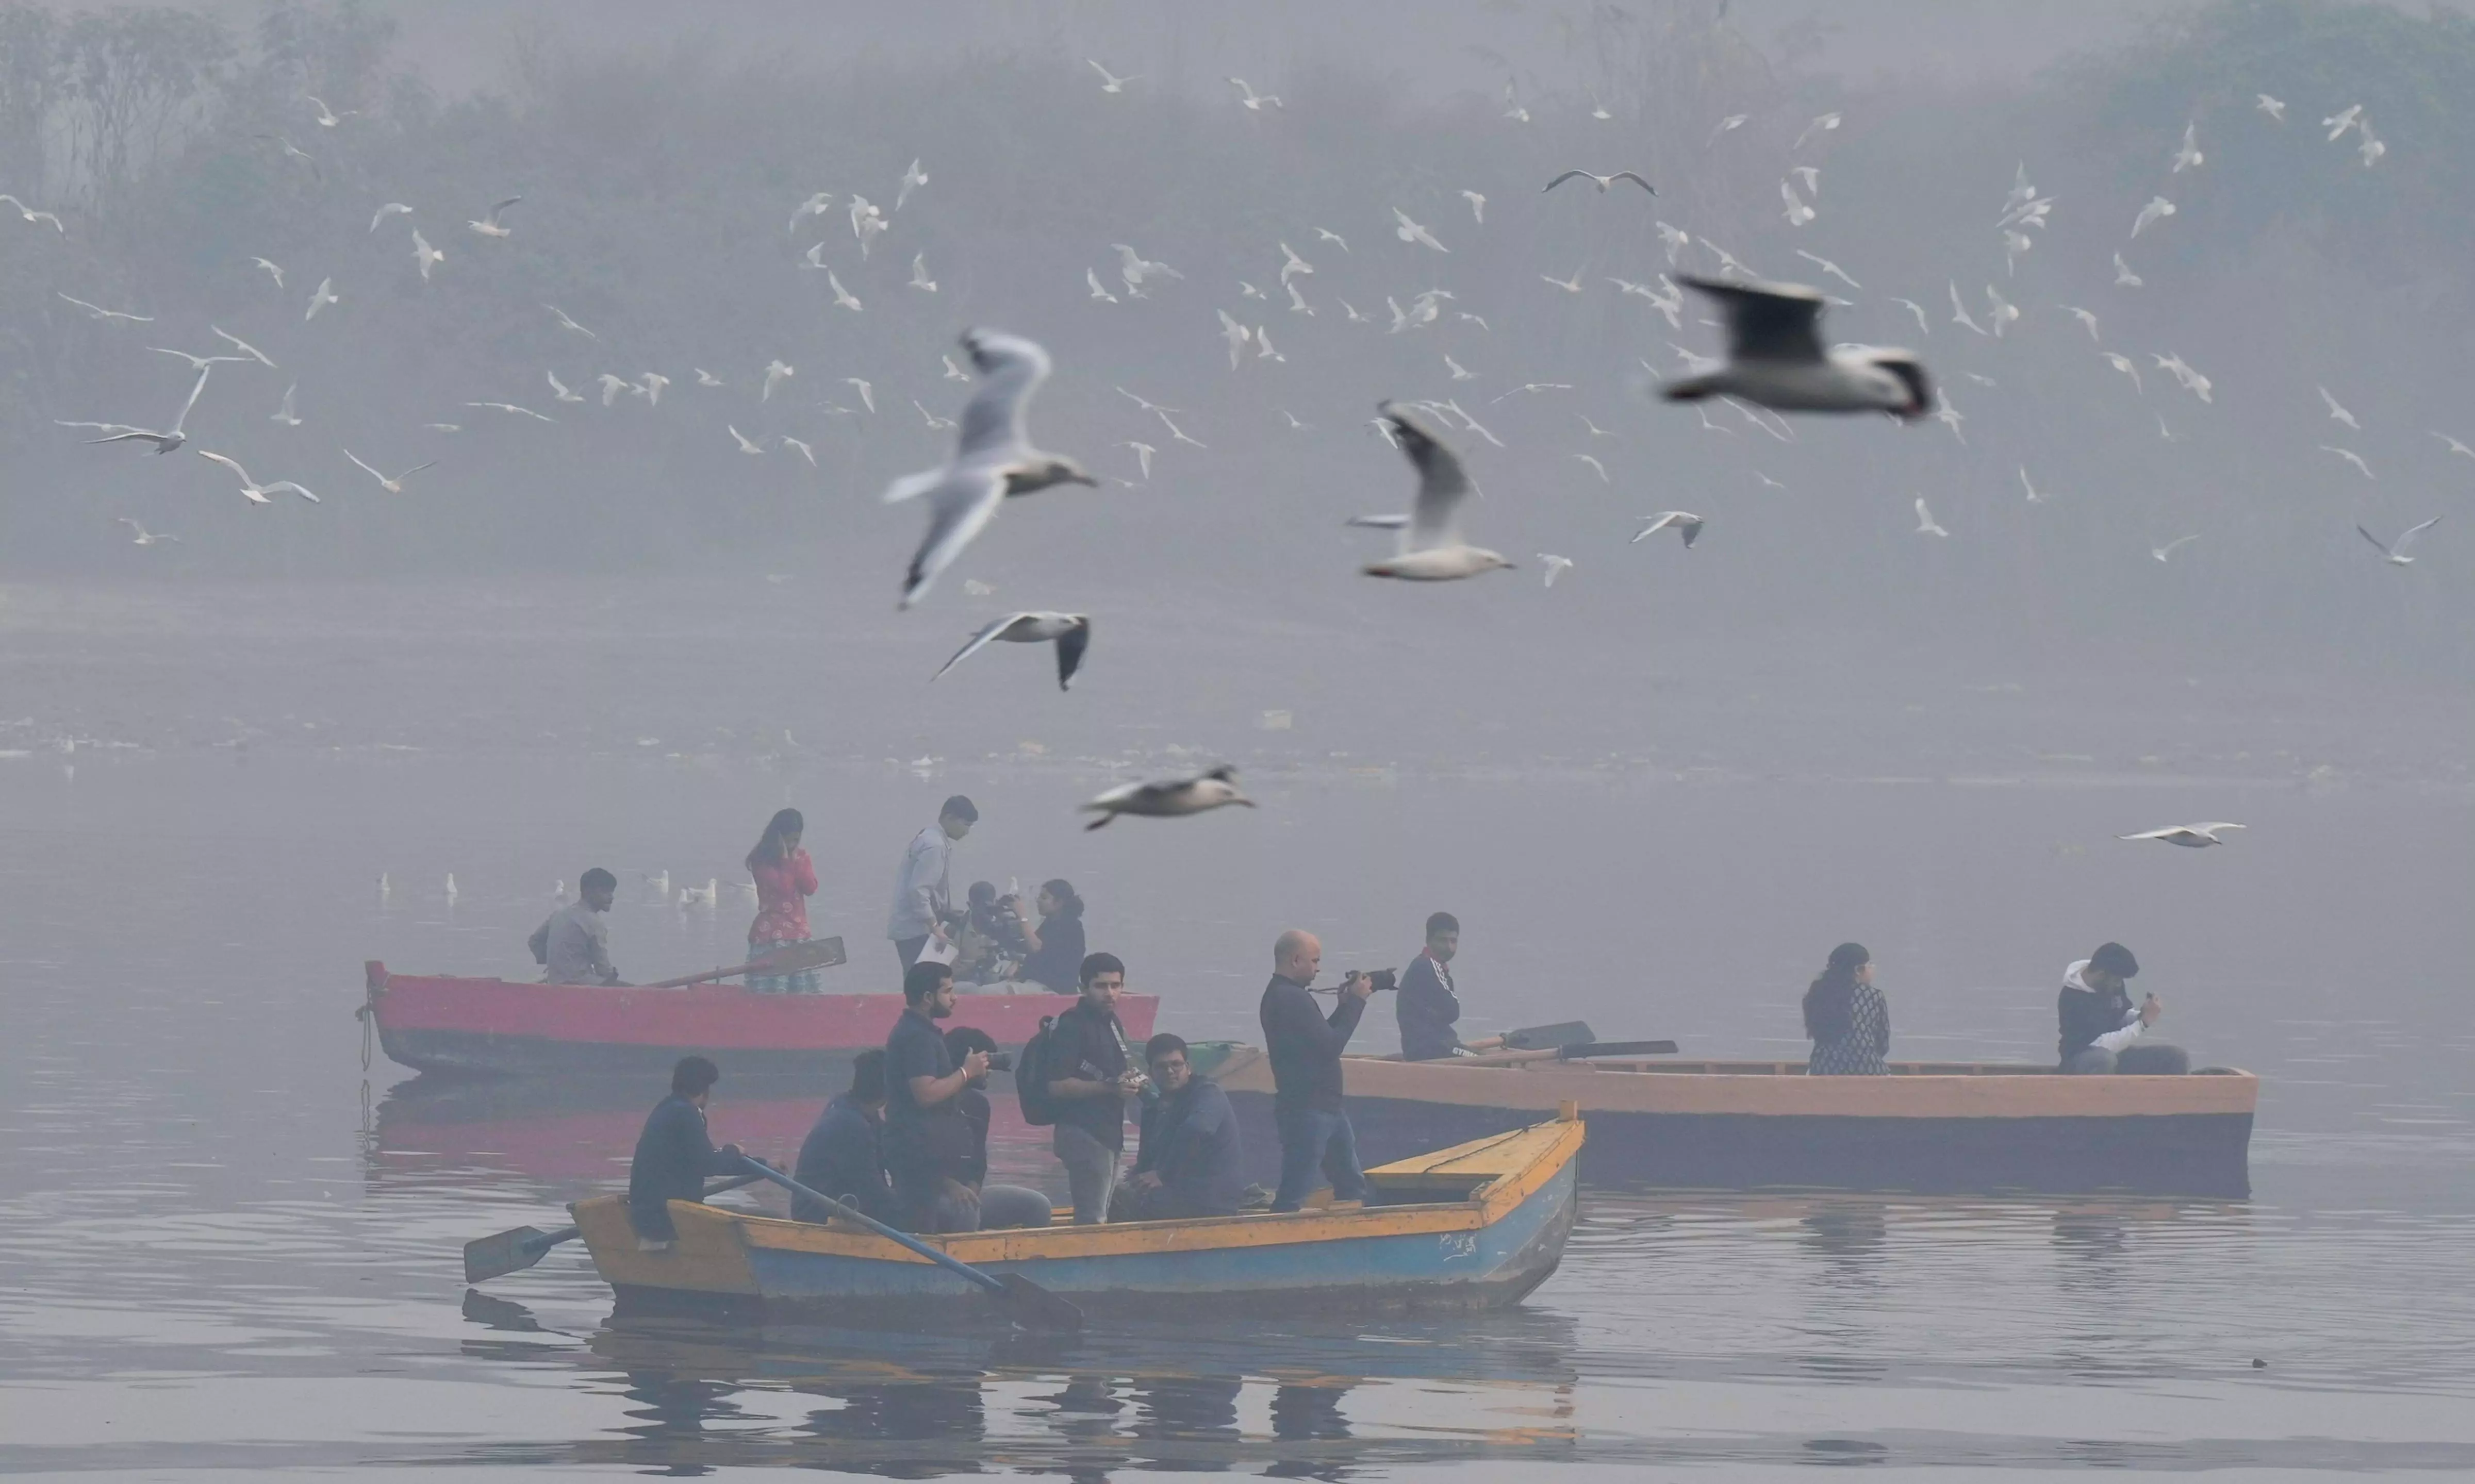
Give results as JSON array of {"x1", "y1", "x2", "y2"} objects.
[
  {"x1": 1391, "y1": 1125, "x2": 1536, "y2": 1176},
  {"x1": 355, "y1": 998, "x2": 374, "y2": 1072}
]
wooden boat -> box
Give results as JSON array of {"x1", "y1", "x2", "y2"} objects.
[
  {"x1": 568, "y1": 1112, "x2": 1584, "y2": 1323},
  {"x1": 1203, "y1": 1047, "x2": 2255, "y2": 1197},
  {"x1": 363, "y1": 960, "x2": 1157, "y2": 1078}
]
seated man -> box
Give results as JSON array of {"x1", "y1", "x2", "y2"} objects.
[
  {"x1": 792, "y1": 1050, "x2": 892, "y2": 1224},
  {"x1": 932, "y1": 1026, "x2": 1058, "y2": 1231},
  {"x1": 626, "y1": 1055, "x2": 746, "y2": 1251},
  {"x1": 953, "y1": 881, "x2": 1028, "y2": 988},
  {"x1": 1395, "y1": 911, "x2": 1465, "y2": 1061},
  {"x1": 529, "y1": 868, "x2": 623, "y2": 985},
  {"x1": 2058, "y1": 941, "x2": 2189, "y2": 1074},
  {"x1": 1119, "y1": 1034, "x2": 1246, "y2": 1221}
]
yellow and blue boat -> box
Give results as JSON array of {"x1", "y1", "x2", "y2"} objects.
[{"x1": 569, "y1": 1111, "x2": 1583, "y2": 1324}]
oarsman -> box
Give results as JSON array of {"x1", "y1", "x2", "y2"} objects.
[
  {"x1": 1259, "y1": 929, "x2": 1377, "y2": 1213},
  {"x1": 625, "y1": 1056, "x2": 747, "y2": 1250},
  {"x1": 530, "y1": 868, "x2": 622, "y2": 985}
]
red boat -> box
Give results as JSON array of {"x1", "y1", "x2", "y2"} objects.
[{"x1": 362, "y1": 961, "x2": 1158, "y2": 1078}]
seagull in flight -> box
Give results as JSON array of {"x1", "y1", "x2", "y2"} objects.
[
  {"x1": 1538, "y1": 554, "x2": 1574, "y2": 588},
  {"x1": 150, "y1": 345, "x2": 249, "y2": 372},
  {"x1": 2114, "y1": 254, "x2": 2143, "y2": 288},
  {"x1": 2320, "y1": 445, "x2": 2373, "y2": 480},
  {"x1": 2119, "y1": 822, "x2": 2245, "y2": 848},
  {"x1": 2131, "y1": 195, "x2": 2175, "y2": 237},
  {"x1": 763, "y1": 360, "x2": 794, "y2": 401},
  {"x1": 1217, "y1": 309, "x2": 1251, "y2": 369},
  {"x1": 728, "y1": 424, "x2": 764, "y2": 455},
  {"x1": 1359, "y1": 402, "x2": 1513, "y2": 581},
  {"x1": 781, "y1": 435, "x2": 816, "y2": 465},
  {"x1": 60, "y1": 363, "x2": 212, "y2": 454},
  {"x1": 1393, "y1": 208, "x2": 1447, "y2": 253},
  {"x1": 1707, "y1": 113, "x2": 1747, "y2": 145},
  {"x1": 1088, "y1": 59, "x2": 1138, "y2": 93},
  {"x1": 115, "y1": 518, "x2": 180, "y2": 545},
  {"x1": 1577, "y1": 413, "x2": 1619, "y2": 439},
  {"x1": 1154, "y1": 409, "x2": 1205, "y2": 448},
  {"x1": 2358, "y1": 518, "x2": 2441, "y2": 565},
  {"x1": 306, "y1": 95, "x2": 357, "y2": 127},
  {"x1": 1655, "y1": 220, "x2": 1691, "y2": 266},
  {"x1": 2102, "y1": 351, "x2": 2143, "y2": 392},
  {"x1": 1227, "y1": 77, "x2": 1282, "y2": 110},
  {"x1": 1113, "y1": 242, "x2": 1182, "y2": 294},
  {"x1": 1542, "y1": 169, "x2": 1655, "y2": 195},
  {"x1": 1631, "y1": 511, "x2": 1704, "y2": 548},
  {"x1": 1083, "y1": 765, "x2": 1253, "y2": 830},
  {"x1": 2318, "y1": 387, "x2": 2359, "y2": 430},
  {"x1": 2430, "y1": 431, "x2": 2474, "y2": 459},
  {"x1": 1279, "y1": 242, "x2": 1314, "y2": 282},
  {"x1": 251, "y1": 257, "x2": 285, "y2": 289},
  {"x1": 595, "y1": 373, "x2": 629, "y2": 406},
  {"x1": 369, "y1": 202, "x2": 412, "y2": 233},
  {"x1": 1571, "y1": 453, "x2": 1609, "y2": 483},
  {"x1": 468, "y1": 196, "x2": 520, "y2": 238},
  {"x1": 343, "y1": 450, "x2": 436, "y2": 492},
  {"x1": 883, "y1": 328, "x2": 1095, "y2": 608},
  {"x1": 1314, "y1": 226, "x2": 1349, "y2": 253},
  {"x1": 2020, "y1": 466, "x2": 2047, "y2": 504},
  {"x1": 826, "y1": 268, "x2": 862, "y2": 312},
  {"x1": 56, "y1": 292, "x2": 151, "y2": 323},
  {"x1": 1086, "y1": 268, "x2": 1117, "y2": 302},
  {"x1": 210, "y1": 326, "x2": 276, "y2": 368},
  {"x1": 1285, "y1": 279, "x2": 1314, "y2": 315},
  {"x1": 1116, "y1": 441, "x2": 1156, "y2": 479},
  {"x1": 1890, "y1": 297, "x2": 1929, "y2": 336},
  {"x1": 2323, "y1": 104, "x2": 2363, "y2": 141},
  {"x1": 412, "y1": 229, "x2": 443, "y2": 280},
  {"x1": 1792, "y1": 249, "x2": 1860, "y2": 289},
  {"x1": 546, "y1": 371, "x2": 583, "y2": 403},
  {"x1": 787, "y1": 191, "x2": 833, "y2": 235},
  {"x1": 1949, "y1": 280, "x2": 1988, "y2": 336},
  {"x1": 933, "y1": 612, "x2": 1092, "y2": 689},
  {"x1": 545, "y1": 304, "x2": 596, "y2": 339},
  {"x1": 2063, "y1": 305, "x2": 2100, "y2": 340},
  {"x1": 844, "y1": 377, "x2": 874, "y2": 413},
  {"x1": 1540, "y1": 269, "x2": 1584, "y2": 293},
  {"x1": 464, "y1": 401, "x2": 554, "y2": 422},
  {"x1": 270, "y1": 382, "x2": 301, "y2": 425},
  {"x1": 1913, "y1": 497, "x2": 1949, "y2": 538},
  {"x1": 1780, "y1": 179, "x2": 1815, "y2": 226},
  {"x1": 1461, "y1": 189, "x2": 1487, "y2": 223},
  {"x1": 2257, "y1": 94, "x2": 2286, "y2": 122},
  {"x1": 256, "y1": 134, "x2": 320, "y2": 179},
  {"x1": 2151, "y1": 533, "x2": 2201, "y2": 562},
  {"x1": 2170, "y1": 121, "x2": 2204, "y2": 173},
  {"x1": 0, "y1": 193, "x2": 62, "y2": 230},
  {"x1": 305, "y1": 276, "x2": 338, "y2": 320},
  {"x1": 894, "y1": 158, "x2": 929, "y2": 212},
  {"x1": 1663, "y1": 277, "x2": 1932, "y2": 420},
  {"x1": 198, "y1": 449, "x2": 318, "y2": 504}
]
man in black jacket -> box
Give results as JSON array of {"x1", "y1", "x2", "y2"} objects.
[
  {"x1": 626, "y1": 1056, "x2": 746, "y2": 1249},
  {"x1": 1259, "y1": 928, "x2": 1377, "y2": 1212},
  {"x1": 1395, "y1": 911, "x2": 1464, "y2": 1061},
  {"x1": 1044, "y1": 953, "x2": 1148, "y2": 1223},
  {"x1": 793, "y1": 1051, "x2": 891, "y2": 1223},
  {"x1": 1122, "y1": 1033, "x2": 1246, "y2": 1220},
  {"x1": 2057, "y1": 941, "x2": 2189, "y2": 1074}
]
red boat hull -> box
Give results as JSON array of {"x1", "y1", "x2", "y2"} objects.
[{"x1": 365, "y1": 961, "x2": 1157, "y2": 1078}]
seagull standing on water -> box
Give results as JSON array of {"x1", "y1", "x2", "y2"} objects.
[
  {"x1": 1082, "y1": 765, "x2": 1253, "y2": 829},
  {"x1": 884, "y1": 329, "x2": 1095, "y2": 608},
  {"x1": 932, "y1": 612, "x2": 1093, "y2": 689},
  {"x1": 1662, "y1": 277, "x2": 1932, "y2": 419},
  {"x1": 1359, "y1": 402, "x2": 1513, "y2": 581}
]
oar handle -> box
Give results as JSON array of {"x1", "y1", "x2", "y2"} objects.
[{"x1": 739, "y1": 1159, "x2": 1008, "y2": 1298}]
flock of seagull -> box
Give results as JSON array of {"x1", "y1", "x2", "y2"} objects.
[{"x1": 31, "y1": 66, "x2": 2451, "y2": 843}]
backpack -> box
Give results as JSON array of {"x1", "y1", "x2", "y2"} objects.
[{"x1": 1016, "y1": 1014, "x2": 1063, "y2": 1126}]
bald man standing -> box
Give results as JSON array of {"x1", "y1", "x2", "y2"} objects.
[{"x1": 1259, "y1": 929, "x2": 1378, "y2": 1212}]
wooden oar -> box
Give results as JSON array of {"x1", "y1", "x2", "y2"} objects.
[
  {"x1": 738, "y1": 1159, "x2": 1084, "y2": 1333},
  {"x1": 464, "y1": 1172, "x2": 765, "y2": 1285},
  {"x1": 642, "y1": 935, "x2": 847, "y2": 990},
  {"x1": 1452, "y1": 1039, "x2": 1679, "y2": 1068},
  {"x1": 1462, "y1": 1020, "x2": 1596, "y2": 1054}
]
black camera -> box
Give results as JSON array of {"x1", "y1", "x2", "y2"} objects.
[
  {"x1": 984, "y1": 1051, "x2": 1014, "y2": 1073},
  {"x1": 1354, "y1": 968, "x2": 1398, "y2": 993}
]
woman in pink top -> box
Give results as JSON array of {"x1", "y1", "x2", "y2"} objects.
[{"x1": 745, "y1": 808, "x2": 823, "y2": 993}]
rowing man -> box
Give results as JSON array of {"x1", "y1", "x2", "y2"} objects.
[{"x1": 529, "y1": 868, "x2": 622, "y2": 985}]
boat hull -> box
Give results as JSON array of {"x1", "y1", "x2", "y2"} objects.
[
  {"x1": 574, "y1": 1117, "x2": 1583, "y2": 1325},
  {"x1": 365, "y1": 961, "x2": 1153, "y2": 1078},
  {"x1": 1211, "y1": 1052, "x2": 2254, "y2": 1197}
]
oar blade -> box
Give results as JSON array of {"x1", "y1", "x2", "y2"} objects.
[
  {"x1": 1501, "y1": 1021, "x2": 1595, "y2": 1051},
  {"x1": 1560, "y1": 1039, "x2": 1678, "y2": 1060},
  {"x1": 757, "y1": 935, "x2": 847, "y2": 974},
  {"x1": 993, "y1": 1271, "x2": 1085, "y2": 1332},
  {"x1": 464, "y1": 1224, "x2": 557, "y2": 1285}
]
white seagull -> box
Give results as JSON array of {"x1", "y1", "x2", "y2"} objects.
[
  {"x1": 547, "y1": 370, "x2": 584, "y2": 403},
  {"x1": 883, "y1": 328, "x2": 1095, "y2": 608},
  {"x1": 210, "y1": 325, "x2": 276, "y2": 367},
  {"x1": 1913, "y1": 497, "x2": 1949, "y2": 538},
  {"x1": 116, "y1": 518, "x2": 180, "y2": 545},
  {"x1": 1086, "y1": 268, "x2": 1119, "y2": 303},
  {"x1": 909, "y1": 253, "x2": 936, "y2": 292},
  {"x1": 894, "y1": 158, "x2": 928, "y2": 212},
  {"x1": 763, "y1": 360, "x2": 794, "y2": 401},
  {"x1": 1088, "y1": 60, "x2": 1138, "y2": 93},
  {"x1": 1461, "y1": 189, "x2": 1487, "y2": 223},
  {"x1": 546, "y1": 304, "x2": 597, "y2": 339},
  {"x1": 2021, "y1": 466, "x2": 2047, "y2": 504},
  {"x1": 1217, "y1": 309, "x2": 1251, "y2": 369},
  {"x1": 1949, "y1": 280, "x2": 1988, "y2": 336},
  {"x1": 1392, "y1": 208, "x2": 1448, "y2": 253},
  {"x1": 60, "y1": 363, "x2": 212, "y2": 454},
  {"x1": 1662, "y1": 277, "x2": 1932, "y2": 419},
  {"x1": 1359, "y1": 402, "x2": 1513, "y2": 581},
  {"x1": 1780, "y1": 179, "x2": 1815, "y2": 226},
  {"x1": 2358, "y1": 518, "x2": 2441, "y2": 565},
  {"x1": 1792, "y1": 249, "x2": 1861, "y2": 289},
  {"x1": 270, "y1": 382, "x2": 301, "y2": 426},
  {"x1": 2320, "y1": 445, "x2": 2373, "y2": 479},
  {"x1": 2170, "y1": 121, "x2": 2204, "y2": 173},
  {"x1": 369, "y1": 202, "x2": 412, "y2": 233},
  {"x1": 2063, "y1": 305, "x2": 2100, "y2": 340},
  {"x1": 1631, "y1": 511, "x2": 1705, "y2": 548},
  {"x1": 55, "y1": 292, "x2": 151, "y2": 323},
  {"x1": 787, "y1": 191, "x2": 834, "y2": 234},
  {"x1": 2257, "y1": 94, "x2": 2286, "y2": 122},
  {"x1": 2114, "y1": 253, "x2": 2144, "y2": 288},
  {"x1": 1543, "y1": 169, "x2": 1655, "y2": 195},
  {"x1": 2318, "y1": 387, "x2": 2359, "y2": 430},
  {"x1": 1083, "y1": 765, "x2": 1253, "y2": 829},
  {"x1": 251, "y1": 257, "x2": 285, "y2": 289},
  {"x1": 411, "y1": 229, "x2": 443, "y2": 280},
  {"x1": 2151, "y1": 533, "x2": 2201, "y2": 562},
  {"x1": 2131, "y1": 195, "x2": 2175, "y2": 238},
  {"x1": 1538, "y1": 554, "x2": 1574, "y2": 588},
  {"x1": 2429, "y1": 431, "x2": 2474, "y2": 459},
  {"x1": 1570, "y1": 453, "x2": 1609, "y2": 483},
  {"x1": 595, "y1": 373, "x2": 629, "y2": 406},
  {"x1": 306, "y1": 95, "x2": 357, "y2": 127},
  {"x1": 781, "y1": 435, "x2": 816, "y2": 465},
  {"x1": 468, "y1": 196, "x2": 520, "y2": 238},
  {"x1": 197, "y1": 449, "x2": 319, "y2": 504},
  {"x1": 2118, "y1": 823, "x2": 2245, "y2": 848},
  {"x1": 932, "y1": 612, "x2": 1092, "y2": 689},
  {"x1": 844, "y1": 377, "x2": 874, "y2": 413},
  {"x1": 826, "y1": 268, "x2": 862, "y2": 312},
  {"x1": 343, "y1": 449, "x2": 436, "y2": 492},
  {"x1": 1227, "y1": 77, "x2": 1282, "y2": 110},
  {"x1": 305, "y1": 276, "x2": 338, "y2": 320}
]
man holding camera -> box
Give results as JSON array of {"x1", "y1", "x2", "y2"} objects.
[
  {"x1": 1044, "y1": 952, "x2": 1148, "y2": 1224},
  {"x1": 1259, "y1": 928, "x2": 1378, "y2": 1213},
  {"x1": 883, "y1": 960, "x2": 991, "y2": 1228}
]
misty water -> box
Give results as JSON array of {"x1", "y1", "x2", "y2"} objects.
[{"x1": 2, "y1": 579, "x2": 2470, "y2": 1477}]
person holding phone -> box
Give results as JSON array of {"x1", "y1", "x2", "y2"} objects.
[{"x1": 2057, "y1": 941, "x2": 2190, "y2": 1074}]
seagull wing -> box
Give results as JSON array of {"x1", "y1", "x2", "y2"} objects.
[
  {"x1": 953, "y1": 328, "x2": 1051, "y2": 460},
  {"x1": 2354, "y1": 524, "x2": 2394, "y2": 556},
  {"x1": 262, "y1": 481, "x2": 320, "y2": 504},
  {"x1": 1610, "y1": 172, "x2": 1656, "y2": 193},
  {"x1": 197, "y1": 450, "x2": 251, "y2": 483},
  {"x1": 343, "y1": 449, "x2": 386, "y2": 483},
  {"x1": 932, "y1": 614, "x2": 1030, "y2": 680},
  {"x1": 1054, "y1": 619, "x2": 1091, "y2": 690},
  {"x1": 1541, "y1": 170, "x2": 1589, "y2": 193},
  {"x1": 167, "y1": 364, "x2": 212, "y2": 433},
  {"x1": 1679, "y1": 276, "x2": 1825, "y2": 364},
  {"x1": 901, "y1": 468, "x2": 1009, "y2": 609},
  {"x1": 2396, "y1": 516, "x2": 2442, "y2": 550},
  {"x1": 1378, "y1": 401, "x2": 1472, "y2": 550}
]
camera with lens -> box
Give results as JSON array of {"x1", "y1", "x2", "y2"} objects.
[
  {"x1": 1352, "y1": 968, "x2": 1399, "y2": 993},
  {"x1": 983, "y1": 1051, "x2": 1014, "y2": 1073}
]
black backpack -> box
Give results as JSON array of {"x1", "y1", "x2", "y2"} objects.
[{"x1": 1016, "y1": 1014, "x2": 1063, "y2": 1126}]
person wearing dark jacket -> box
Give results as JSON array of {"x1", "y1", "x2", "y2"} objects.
[
  {"x1": 884, "y1": 961, "x2": 992, "y2": 1228},
  {"x1": 1395, "y1": 912, "x2": 1465, "y2": 1061},
  {"x1": 1259, "y1": 928, "x2": 1377, "y2": 1212},
  {"x1": 1008, "y1": 879, "x2": 1088, "y2": 993},
  {"x1": 1803, "y1": 942, "x2": 1890, "y2": 1075},
  {"x1": 2058, "y1": 941, "x2": 2189, "y2": 1073},
  {"x1": 1121, "y1": 1034, "x2": 1246, "y2": 1220},
  {"x1": 626, "y1": 1056, "x2": 746, "y2": 1248},
  {"x1": 934, "y1": 1026, "x2": 1055, "y2": 1231},
  {"x1": 793, "y1": 1051, "x2": 892, "y2": 1223},
  {"x1": 1044, "y1": 953, "x2": 1146, "y2": 1223}
]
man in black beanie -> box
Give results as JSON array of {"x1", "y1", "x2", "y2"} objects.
[{"x1": 2058, "y1": 942, "x2": 2190, "y2": 1074}]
